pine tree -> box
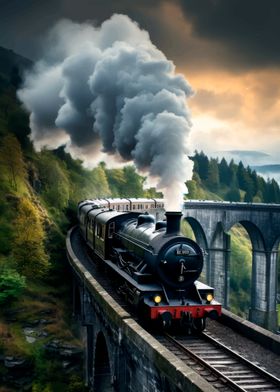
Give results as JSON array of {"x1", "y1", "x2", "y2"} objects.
[
  {"x1": 226, "y1": 172, "x2": 241, "y2": 201},
  {"x1": 244, "y1": 189, "x2": 253, "y2": 202},
  {"x1": 228, "y1": 159, "x2": 237, "y2": 186},
  {"x1": 219, "y1": 158, "x2": 230, "y2": 185},
  {"x1": 194, "y1": 151, "x2": 209, "y2": 181},
  {"x1": 266, "y1": 179, "x2": 280, "y2": 203},
  {"x1": 206, "y1": 158, "x2": 220, "y2": 191}
]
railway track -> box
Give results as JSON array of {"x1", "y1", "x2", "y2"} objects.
[{"x1": 156, "y1": 332, "x2": 280, "y2": 391}]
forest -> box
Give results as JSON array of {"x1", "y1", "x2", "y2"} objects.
[{"x1": 0, "y1": 47, "x2": 279, "y2": 391}]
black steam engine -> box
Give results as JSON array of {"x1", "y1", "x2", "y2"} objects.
[{"x1": 78, "y1": 199, "x2": 221, "y2": 332}]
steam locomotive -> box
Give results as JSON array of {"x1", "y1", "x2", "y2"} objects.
[{"x1": 78, "y1": 198, "x2": 221, "y2": 332}]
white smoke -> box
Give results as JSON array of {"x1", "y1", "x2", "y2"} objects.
[{"x1": 18, "y1": 14, "x2": 194, "y2": 210}]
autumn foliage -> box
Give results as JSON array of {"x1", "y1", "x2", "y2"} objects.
[{"x1": 12, "y1": 197, "x2": 49, "y2": 277}]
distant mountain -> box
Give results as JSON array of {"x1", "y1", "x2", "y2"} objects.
[
  {"x1": 215, "y1": 150, "x2": 272, "y2": 167},
  {"x1": 225, "y1": 150, "x2": 270, "y2": 160},
  {"x1": 251, "y1": 164, "x2": 280, "y2": 173},
  {"x1": 251, "y1": 164, "x2": 280, "y2": 184}
]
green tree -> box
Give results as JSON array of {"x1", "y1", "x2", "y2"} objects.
[
  {"x1": 218, "y1": 157, "x2": 230, "y2": 185},
  {"x1": 244, "y1": 189, "x2": 254, "y2": 202},
  {"x1": 0, "y1": 267, "x2": 26, "y2": 304},
  {"x1": 226, "y1": 187, "x2": 241, "y2": 202},
  {"x1": 228, "y1": 159, "x2": 237, "y2": 186},
  {"x1": 237, "y1": 162, "x2": 255, "y2": 196},
  {"x1": 144, "y1": 187, "x2": 163, "y2": 198},
  {"x1": 106, "y1": 168, "x2": 126, "y2": 196},
  {"x1": 37, "y1": 152, "x2": 70, "y2": 209},
  {"x1": 226, "y1": 173, "x2": 241, "y2": 202},
  {"x1": 91, "y1": 164, "x2": 110, "y2": 197},
  {"x1": 12, "y1": 197, "x2": 49, "y2": 277},
  {"x1": 7, "y1": 108, "x2": 32, "y2": 149},
  {"x1": 206, "y1": 158, "x2": 220, "y2": 191},
  {"x1": 193, "y1": 151, "x2": 209, "y2": 181},
  {"x1": 0, "y1": 134, "x2": 27, "y2": 191},
  {"x1": 253, "y1": 190, "x2": 263, "y2": 203},
  {"x1": 123, "y1": 166, "x2": 144, "y2": 197},
  {"x1": 265, "y1": 179, "x2": 280, "y2": 203}
]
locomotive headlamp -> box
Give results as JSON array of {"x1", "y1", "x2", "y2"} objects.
[
  {"x1": 206, "y1": 293, "x2": 213, "y2": 302},
  {"x1": 154, "y1": 295, "x2": 162, "y2": 304}
]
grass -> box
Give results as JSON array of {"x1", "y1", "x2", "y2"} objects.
[{"x1": 0, "y1": 277, "x2": 81, "y2": 356}]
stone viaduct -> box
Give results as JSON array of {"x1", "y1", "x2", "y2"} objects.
[{"x1": 183, "y1": 201, "x2": 280, "y2": 331}]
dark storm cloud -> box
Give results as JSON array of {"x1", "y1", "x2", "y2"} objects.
[
  {"x1": 179, "y1": 0, "x2": 280, "y2": 68},
  {"x1": 0, "y1": 0, "x2": 168, "y2": 60},
  {"x1": 2, "y1": 0, "x2": 278, "y2": 70}
]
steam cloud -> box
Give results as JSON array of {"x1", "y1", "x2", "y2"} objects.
[{"x1": 18, "y1": 14, "x2": 194, "y2": 210}]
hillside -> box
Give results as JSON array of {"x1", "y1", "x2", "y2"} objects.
[{"x1": 0, "y1": 46, "x2": 32, "y2": 77}]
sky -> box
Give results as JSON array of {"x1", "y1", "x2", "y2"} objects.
[{"x1": 0, "y1": 0, "x2": 279, "y2": 166}]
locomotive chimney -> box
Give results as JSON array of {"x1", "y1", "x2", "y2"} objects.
[{"x1": 165, "y1": 211, "x2": 182, "y2": 236}]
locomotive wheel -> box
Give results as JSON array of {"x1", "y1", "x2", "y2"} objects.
[
  {"x1": 159, "y1": 311, "x2": 172, "y2": 330},
  {"x1": 192, "y1": 317, "x2": 206, "y2": 333}
]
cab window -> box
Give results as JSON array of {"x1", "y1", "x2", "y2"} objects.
[{"x1": 108, "y1": 222, "x2": 115, "y2": 238}]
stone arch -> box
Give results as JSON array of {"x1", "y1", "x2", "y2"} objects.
[
  {"x1": 272, "y1": 236, "x2": 280, "y2": 252},
  {"x1": 94, "y1": 331, "x2": 113, "y2": 391},
  {"x1": 184, "y1": 217, "x2": 208, "y2": 250},
  {"x1": 233, "y1": 220, "x2": 265, "y2": 252},
  {"x1": 184, "y1": 217, "x2": 209, "y2": 282}
]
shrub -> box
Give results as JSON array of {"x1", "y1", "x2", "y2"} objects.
[{"x1": 0, "y1": 267, "x2": 26, "y2": 304}]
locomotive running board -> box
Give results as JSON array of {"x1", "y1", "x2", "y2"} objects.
[{"x1": 103, "y1": 258, "x2": 162, "y2": 292}]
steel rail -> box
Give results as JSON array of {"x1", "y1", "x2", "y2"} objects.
[{"x1": 163, "y1": 332, "x2": 280, "y2": 392}]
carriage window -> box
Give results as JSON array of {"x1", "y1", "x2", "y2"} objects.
[
  {"x1": 96, "y1": 223, "x2": 103, "y2": 238},
  {"x1": 133, "y1": 205, "x2": 136, "y2": 210},
  {"x1": 126, "y1": 205, "x2": 129, "y2": 210},
  {"x1": 117, "y1": 205, "x2": 120, "y2": 211},
  {"x1": 108, "y1": 222, "x2": 115, "y2": 238}
]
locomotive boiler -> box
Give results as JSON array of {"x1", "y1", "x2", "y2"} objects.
[{"x1": 78, "y1": 199, "x2": 221, "y2": 332}]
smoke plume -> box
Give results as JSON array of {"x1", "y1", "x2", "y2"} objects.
[{"x1": 18, "y1": 14, "x2": 194, "y2": 210}]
